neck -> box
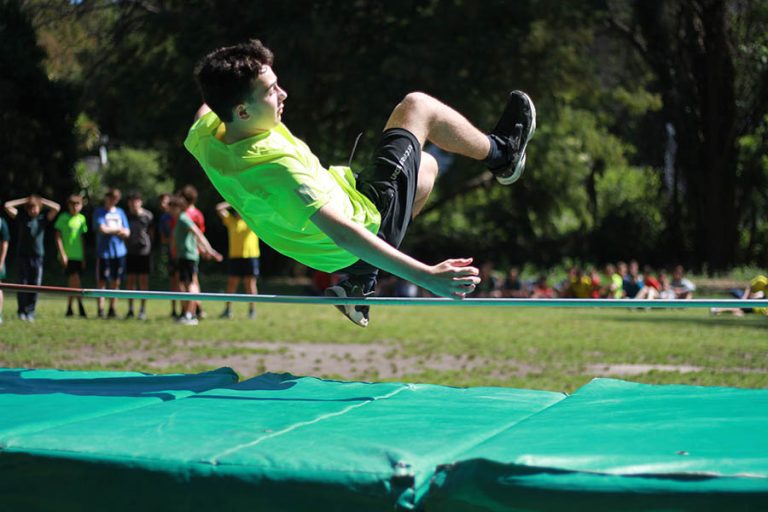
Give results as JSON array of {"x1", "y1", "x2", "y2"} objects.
[{"x1": 222, "y1": 121, "x2": 271, "y2": 144}]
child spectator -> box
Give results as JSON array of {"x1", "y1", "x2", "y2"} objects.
[
  {"x1": 93, "y1": 188, "x2": 130, "y2": 319},
  {"x1": 588, "y1": 267, "x2": 601, "y2": 299},
  {"x1": 710, "y1": 275, "x2": 767, "y2": 317},
  {"x1": 601, "y1": 263, "x2": 624, "y2": 298},
  {"x1": 179, "y1": 185, "x2": 207, "y2": 319},
  {"x1": 530, "y1": 275, "x2": 555, "y2": 298},
  {"x1": 4, "y1": 195, "x2": 60, "y2": 321},
  {"x1": 670, "y1": 265, "x2": 696, "y2": 299},
  {"x1": 157, "y1": 193, "x2": 180, "y2": 318},
  {"x1": 503, "y1": 267, "x2": 528, "y2": 298},
  {"x1": 216, "y1": 201, "x2": 260, "y2": 319},
  {"x1": 635, "y1": 266, "x2": 661, "y2": 300},
  {"x1": 622, "y1": 260, "x2": 643, "y2": 298},
  {"x1": 169, "y1": 195, "x2": 221, "y2": 325},
  {"x1": 563, "y1": 267, "x2": 592, "y2": 298},
  {"x1": 0, "y1": 214, "x2": 9, "y2": 324},
  {"x1": 54, "y1": 194, "x2": 88, "y2": 317},
  {"x1": 475, "y1": 262, "x2": 503, "y2": 297},
  {"x1": 125, "y1": 192, "x2": 154, "y2": 320}
]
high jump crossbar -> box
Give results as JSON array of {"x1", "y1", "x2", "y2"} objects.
[{"x1": 1, "y1": 283, "x2": 766, "y2": 309}]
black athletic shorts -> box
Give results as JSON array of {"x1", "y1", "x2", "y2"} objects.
[
  {"x1": 65, "y1": 260, "x2": 83, "y2": 276},
  {"x1": 177, "y1": 258, "x2": 198, "y2": 285},
  {"x1": 126, "y1": 254, "x2": 151, "y2": 275},
  {"x1": 342, "y1": 128, "x2": 421, "y2": 281},
  {"x1": 228, "y1": 257, "x2": 260, "y2": 277}
]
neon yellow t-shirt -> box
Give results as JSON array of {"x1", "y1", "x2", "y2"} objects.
[
  {"x1": 54, "y1": 212, "x2": 88, "y2": 261},
  {"x1": 222, "y1": 214, "x2": 261, "y2": 259},
  {"x1": 184, "y1": 113, "x2": 380, "y2": 273},
  {"x1": 750, "y1": 275, "x2": 767, "y2": 295}
]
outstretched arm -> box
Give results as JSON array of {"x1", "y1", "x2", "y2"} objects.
[
  {"x1": 310, "y1": 203, "x2": 479, "y2": 299},
  {"x1": 189, "y1": 222, "x2": 222, "y2": 262}
]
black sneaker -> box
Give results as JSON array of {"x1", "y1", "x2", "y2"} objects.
[
  {"x1": 107, "y1": 308, "x2": 117, "y2": 319},
  {"x1": 490, "y1": 90, "x2": 536, "y2": 185},
  {"x1": 78, "y1": 307, "x2": 87, "y2": 318},
  {"x1": 324, "y1": 279, "x2": 373, "y2": 328},
  {"x1": 125, "y1": 310, "x2": 135, "y2": 319},
  {"x1": 65, "y1": 309, "x2": 74, "y2": 318}
]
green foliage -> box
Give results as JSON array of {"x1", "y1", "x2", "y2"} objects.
[{"x1": 101, "y1": 147, "x2": 174, "y2": 203}]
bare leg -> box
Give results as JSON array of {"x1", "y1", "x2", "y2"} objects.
[
  {"x1": 412, "y1": 152, "x2": 438, "y2": 218},
  {"x1": 225, "y1": 275, "x2": 238, "y2": 312},
  {"x1": 384, "y1": 92, "x2": 490, "y2": 160},
  {"x1": 244, "y1": 276, "x2": 257, "y2": 315},
  {"x1": 126, "y1": 274, "x2": 136, "y2": 311},
  {"x1": 139, "y1": 273, "x2": 149, "y2": 312}
]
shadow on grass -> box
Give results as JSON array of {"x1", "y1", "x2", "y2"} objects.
[{"x1": 591, "y1": 313, "x2": 768, "y2": 330}]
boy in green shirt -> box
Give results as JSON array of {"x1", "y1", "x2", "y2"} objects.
[
  {"x1": 169, "y1": 195, "x2": 222, "y2": 325},
  {"x1": 54, "y1": 194, "x2": 88, "y2": 317},
  {"x1": 186, "y1": 39, "x2": 535, "y2": 326}
]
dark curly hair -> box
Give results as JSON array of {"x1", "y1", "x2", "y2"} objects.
[{"x1": 194, "y1": 39, "x2": 274, "y2": 122}]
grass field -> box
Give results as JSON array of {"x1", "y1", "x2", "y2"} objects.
[{"x1": 1, "y1": 290, "x2": 766, "y2": 393}]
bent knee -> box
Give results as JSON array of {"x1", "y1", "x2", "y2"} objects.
[{"x1": 397, "y1": 92, "x2": 436, "y2": 114}]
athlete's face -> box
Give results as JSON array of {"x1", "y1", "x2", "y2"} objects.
[{"x1": 238, "y1": 66, "x2": 287, "y2": 132}]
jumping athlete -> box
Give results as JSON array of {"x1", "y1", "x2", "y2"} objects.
[{"x1": 185, "y1": 39, "x2": 535, "y2": 327}]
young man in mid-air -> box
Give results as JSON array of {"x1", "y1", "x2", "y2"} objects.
[{"x1": 185, "y1": 39, "x2": 535, "y2": 327}]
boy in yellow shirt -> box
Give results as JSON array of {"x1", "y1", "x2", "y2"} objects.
[{"x1": 216, "y1": 201, "x2": 260, "y2": 319}]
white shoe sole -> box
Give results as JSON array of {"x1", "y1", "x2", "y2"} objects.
[{"x1": 496, "y1": 91, "x2": 537, "y2": 186}]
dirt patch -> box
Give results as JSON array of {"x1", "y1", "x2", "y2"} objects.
[{"x1": 62, "y1": 339, "x2": 766, "y2": 381}]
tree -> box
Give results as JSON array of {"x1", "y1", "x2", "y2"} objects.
[
  {"x1": 607, "y1": 0, "x2": 768, "y2": 271},
  {"x1": 0, "y1": 0, "x2": 77, "y2": 201}
]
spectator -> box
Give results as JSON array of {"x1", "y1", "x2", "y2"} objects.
[
  {"x1": 169, "y1": 195, "x2": 221, "y2": 325},
  {"x1": 125, "y1": 192, "x2": 154, "y2": 320},
  {"x1": 601, "y1": 263, "x2": 624, "y2": 299},
  {"x1": 216, "y1": 201, "x2": 260, "y2": 319},
  {"x1": 93, "y1": 188, "x2": 130, "y2": 319},
  {"x1": 635, "y1": 266, "x2": 661, "y2": 300},
  {"x1": 531, "y1": 275, "x2": 555, "y2": 298},
  {"x1": 670, "y1": 265, "x2": 696, "y2": 300},
  {"x1": 622, "y1": 260, "x2": 643, "y2": 298},
  {"x1": 710, "y1": 275, "x2": 767, "y2": 317},
  {"x1": 475, "y1": 262, "x2": 503, "y2": 297},
  {"x1": 503, "y1": 267, "x2": 528, "y2": 298},
  {"x1": 157, "y1": 193, "x2": 180, "y2": 318},
  {"x1": 54, "y1": 194, "x2": 88, "y2": 317},
  {"x1": 0, "y1": 214, "x2": 9, "y2": 324},
  {"x1": 588, "y1": 267, "x2": 601, "y2": 299},
  {"x1": 563, "y1": 267, "x2": 592, "y2": 298},
  {"x1": 179, "y1": 185, "x2": 207, "y2": 319},
  {"x1": 4, "y1": 194, "x2": 60, "y2": 322}
]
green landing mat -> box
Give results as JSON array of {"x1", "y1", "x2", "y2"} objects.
[
  {"x1": 1, "y1": 371, "x2": 766, "y2": 511},
  {"x1": 427, "y1": 378, "x2": 768, "y2": 511},
  {"x1": 0, "y1": 370, "x2": 562, "y2": 511}
]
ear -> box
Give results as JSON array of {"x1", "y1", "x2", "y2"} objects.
[{"x1": 235, "y1": 104, "x2": 249, "y2": 120}]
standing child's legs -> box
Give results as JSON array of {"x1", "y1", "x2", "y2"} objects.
[
  {"x1": 221, "y1": 274, "x2": 239, "y2": 318},
  {"x1": 126, "y1": 273, "x2": 137, "y2": 316},
  {"x1": 244, "y1": 274, "x2": 257, "y2": 318}
]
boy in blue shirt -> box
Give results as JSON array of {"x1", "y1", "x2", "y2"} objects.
[{"x1": 93, "y1": 188, "x2": 130, "y2": 319}]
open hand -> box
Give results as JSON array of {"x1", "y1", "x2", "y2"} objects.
[{"x1": 423, "y1": 258, "x2": 481, "y2": 299}]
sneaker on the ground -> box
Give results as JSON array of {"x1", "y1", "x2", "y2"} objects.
[
  {"x1": 137, "y1": 311, "x2": 148, "y2": 321},
  {"x1": 219, "y1": 309, "x2": 233, "y2": 319},
  {"x1": 0, "y1": 314, "x2": 3, "y2": 324},
  {"x1": 78, "y1": 308, "x2": 87, "y2": 318},
  {"x1": 107, "y1": 308, "x2": 117, "y2": 319},
  {"x1": 26, "y1": 313, "x2": 35, "y2": 323},
  {"x1": 324, "y1": 279, "x2": 373, "y2": 328},
  {"x1": 248, "y1": 309, "x2": 257, "y2": 320},
  {"x1": 490, "y1": 90, "x2": 536, "y2": 185},
  {"x1": 177, "y1": 313, "x2": 199, "y2": 326},
  {"x1": 18, "y1": 313, "x2": 28, "y2": 322},
  {"x1": 97, "y1": 309, "x2": 105, "y2": 319},
  {"x1": 125, "y1": 310, "x2": 135, "y2": 319},
  {"x1": 65, "y1": 309, "x2": 74, "y2": 318}
]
